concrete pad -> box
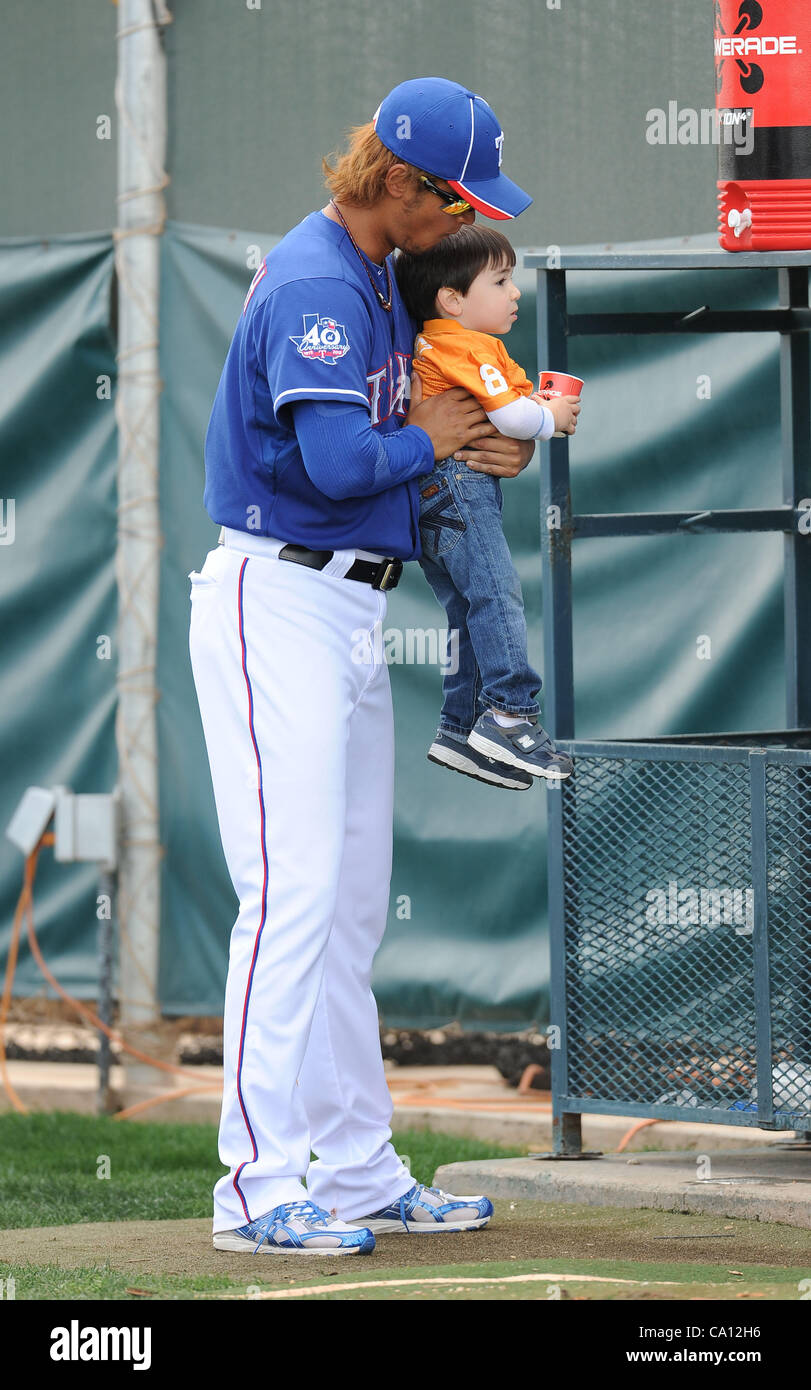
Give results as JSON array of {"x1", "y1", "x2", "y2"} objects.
[
  {"x1": 433, "y1": 1146, "x2": 811, "y2": 1229},
  {"x1": 390, "y1": 1104, "x2": 793, "y2": 1151},
  {"x1": 385, "y1": 1065, "x2": 506, "y2": 1084},
  {"x1": 0, "y1": 1062, "x2": 128, "y2": 1114},
  {"x1": 0, "y1": 1062, "x2": 221, "y2": 1122},
  {"x1": 386, "y1": 1064, "x2": 509, "y2": 1101}
]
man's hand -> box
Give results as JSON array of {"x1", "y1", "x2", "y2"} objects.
[
  {"x1": 406, "y1": 375, "x2": 491, "y2": 462},
  {"x1": 453, "y1": 426, "x2": 535, "y2": 479}
]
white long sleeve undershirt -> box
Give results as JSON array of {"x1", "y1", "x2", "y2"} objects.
[{"x1": 485, "y1": 397, "x2": 556, "y2": 441}]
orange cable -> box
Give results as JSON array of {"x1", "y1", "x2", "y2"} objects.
[
  {"x1": 0, "y1": 842, "x2": 43, "y2": 1113},
  {"x1": 113, "y1": 1083, "x2": 222, "y2": 1121},
  {"x1": 391, "y1": 1094, "x2": 552, "y2": 1112},
  {"x1": 0, "y1": 834, "x2": 222, "y2": 1117},
  {"x1": 614, "y1": 1118, "x2": 662, "y2": 1153},
  {"x1": 22, "y1": 841, "x2": 216, "y2": 1082}
]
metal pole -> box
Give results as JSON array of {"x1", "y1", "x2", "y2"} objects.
[
  {"x1": 777, "y1": 267, "x2": 811, "y2": 1128},
  {"x1": 536, "y1": 265, "x2": 583, "y2": 1155},
  {"x1": 749, "y1": 751, "x2": 775, "y2": 1129},
  {"x1": 114, "y1": 1, "x2": 171, "y2": 1040},
  {"x1": 97, "y1": 868, "x2": 116, "y2": 1115},
  {"x1": 779, "y1": 266, "x2": 811, "y2": 731},
  {"x1": 537, "y1": 268, "x2": 575, "y2": 742}
]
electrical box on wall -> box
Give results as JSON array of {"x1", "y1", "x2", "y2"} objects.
[
  {"x1": 5, "y1": 785, "x2": 119, "y2": 869},
  {"x1": 53, "y1": 788, "x2": 119, "y2": 870},
  {"x1": 5, "y1": 786, "x2": 56, "y2": 856}
]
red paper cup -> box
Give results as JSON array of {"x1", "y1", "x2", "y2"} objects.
[
  {"x1": 538, "y1": 370, "x2": 584, "y2": 436},
  {"x1": 538, "y1": 371, "x2": 584, "y2": 397}
]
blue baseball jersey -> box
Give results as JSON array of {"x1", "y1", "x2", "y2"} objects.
[{"x1": 204, "y1": 210, "x2": 425, "y2": 559}]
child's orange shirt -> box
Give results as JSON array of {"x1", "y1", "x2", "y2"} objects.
[{"x1": 411, "y1": 318, "x2": 535, "y2": 410}]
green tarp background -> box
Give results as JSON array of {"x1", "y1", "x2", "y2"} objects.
[
  {"x1": 0, "y1": 233, "x2": 118, "y2": 997},
  {"x1": 2, "y1": 0, "x2": 721, "y2": 248},
  {"x1": 1, "y1": 222, "x2": 800, "y2": 1024}
]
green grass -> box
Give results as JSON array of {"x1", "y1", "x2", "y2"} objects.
[
  {"x1": 0, "y1": 1256, "x2": 801, "y2": 1302},
  {"x1": 0, "y1": 1113, "x2": 525, "y2": 1229},
  {"x1": 1, "y1": 1115, "x2": 806, "y2": 1302}
]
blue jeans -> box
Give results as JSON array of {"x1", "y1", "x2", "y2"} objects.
[{"x1": 417, "y1": 457, "x2": 542, "y2": 740}]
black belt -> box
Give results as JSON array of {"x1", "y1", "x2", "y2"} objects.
[{"x1": 278, "y1": 543, "x2": 403, "y2": 591}]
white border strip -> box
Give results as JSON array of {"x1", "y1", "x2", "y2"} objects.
[
  {"x1": 274, "y1": 387, "x2": 371, "y2": 409},
  {"x1": 458, "y1": 96, "x2": 476, "y2": 181}
]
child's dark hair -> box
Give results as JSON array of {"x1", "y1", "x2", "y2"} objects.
[{"x1": 394, "y1": 225, "x2": 516, "y2": 325}]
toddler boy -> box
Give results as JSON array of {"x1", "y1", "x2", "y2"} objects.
[{"x1": 395, "y1": 226, "x2": 580, "y2": 789}]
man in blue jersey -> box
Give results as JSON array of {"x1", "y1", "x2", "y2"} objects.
[{"x1": 189, "y1": 78, "x2": 537, "y2": 1256}]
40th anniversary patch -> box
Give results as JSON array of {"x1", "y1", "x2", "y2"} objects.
[{"x1": 290, "y1": 314, "x2": 351, "y2": 365}]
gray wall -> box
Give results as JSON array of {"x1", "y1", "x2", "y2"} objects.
[{"x1": 2, "y1": 0, "x2": 718, "y2": 243}]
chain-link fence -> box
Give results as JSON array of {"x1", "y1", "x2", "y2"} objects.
[{"x1": 548, "y1": 738, "x2": 811, "y2": 1141}]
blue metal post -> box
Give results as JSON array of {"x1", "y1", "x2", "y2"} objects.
[
  {"x1": 779, "y1": 267, "x2": 811, "y2": 729},
  {"x1": 749, "y1": 750, "x2": 774, "y2": 1128},
  {"x1": 547, "y1": 781, "x2": 581, "y2": 1154},
  {"x1": 537, "y1": 267, "x2": 575, "y2": 742},
  {"x1": 538, "y1": 265, "x2": 582, "y2": 1154}
]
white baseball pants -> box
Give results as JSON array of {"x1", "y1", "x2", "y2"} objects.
[{"x1": 188, "y1": 529, "x2": 413, "y2": 1233}]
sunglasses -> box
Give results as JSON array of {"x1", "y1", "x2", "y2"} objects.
[{"x1": 419, "y1": 173, "x2": 473, "y2": 216}]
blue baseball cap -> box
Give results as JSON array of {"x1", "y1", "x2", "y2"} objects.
[{"x1": 372, "y1": 77, "x2": 532, "y2": 221}]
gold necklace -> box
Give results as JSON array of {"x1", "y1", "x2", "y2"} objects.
[{"x1": 329, "y1": 199, "x2": 393, "y2": 312}]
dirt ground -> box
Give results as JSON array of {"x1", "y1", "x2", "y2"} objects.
[{"x1": 2, "y1": 1199, "x2": 809, "y2": 1280}]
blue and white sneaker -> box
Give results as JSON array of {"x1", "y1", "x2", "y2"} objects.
[
  {"x1": 213, "y1": 1199, "x2": 376, "y2": 1255},
  {"x1": 467, "y1": 713, "x2": 573, "y2": 780},
  {"x1": 354, "y1": 1182, "x2": 494, "y2": 1234},
  {"x1": 428, "y1": 729, "x2": 533, "y2": 790}
]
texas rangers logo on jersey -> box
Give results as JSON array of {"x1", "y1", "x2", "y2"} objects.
[
  {"x1": 290, "y1": 314, "x2": 351, "y2": 365},
  {"x1": 367, "y1": 353, "x2": 410, "y2": 425}
]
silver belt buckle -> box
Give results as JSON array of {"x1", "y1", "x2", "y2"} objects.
[{"x1": 372, "y1": 558, "x2": 401, "y2": 591}]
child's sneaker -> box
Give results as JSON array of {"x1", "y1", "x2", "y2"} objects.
[
  {"x1": 427, "y1": 729, "x2": 533, "y2": 790},
  {"x1": 467, "y1": 713, "x2": 573, "y2": 780},
  {"x1": 212, "y1": 1199, "x2": 375, "y2": 1255}
]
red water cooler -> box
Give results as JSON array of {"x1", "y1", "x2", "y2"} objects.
[{"x1": 715, "y1": 0, "x2": 811, "y2": 250}]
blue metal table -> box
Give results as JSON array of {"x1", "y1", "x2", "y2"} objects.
[{"x1": 525, "y1": 246, "x2": 811, "y2": 1154}]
